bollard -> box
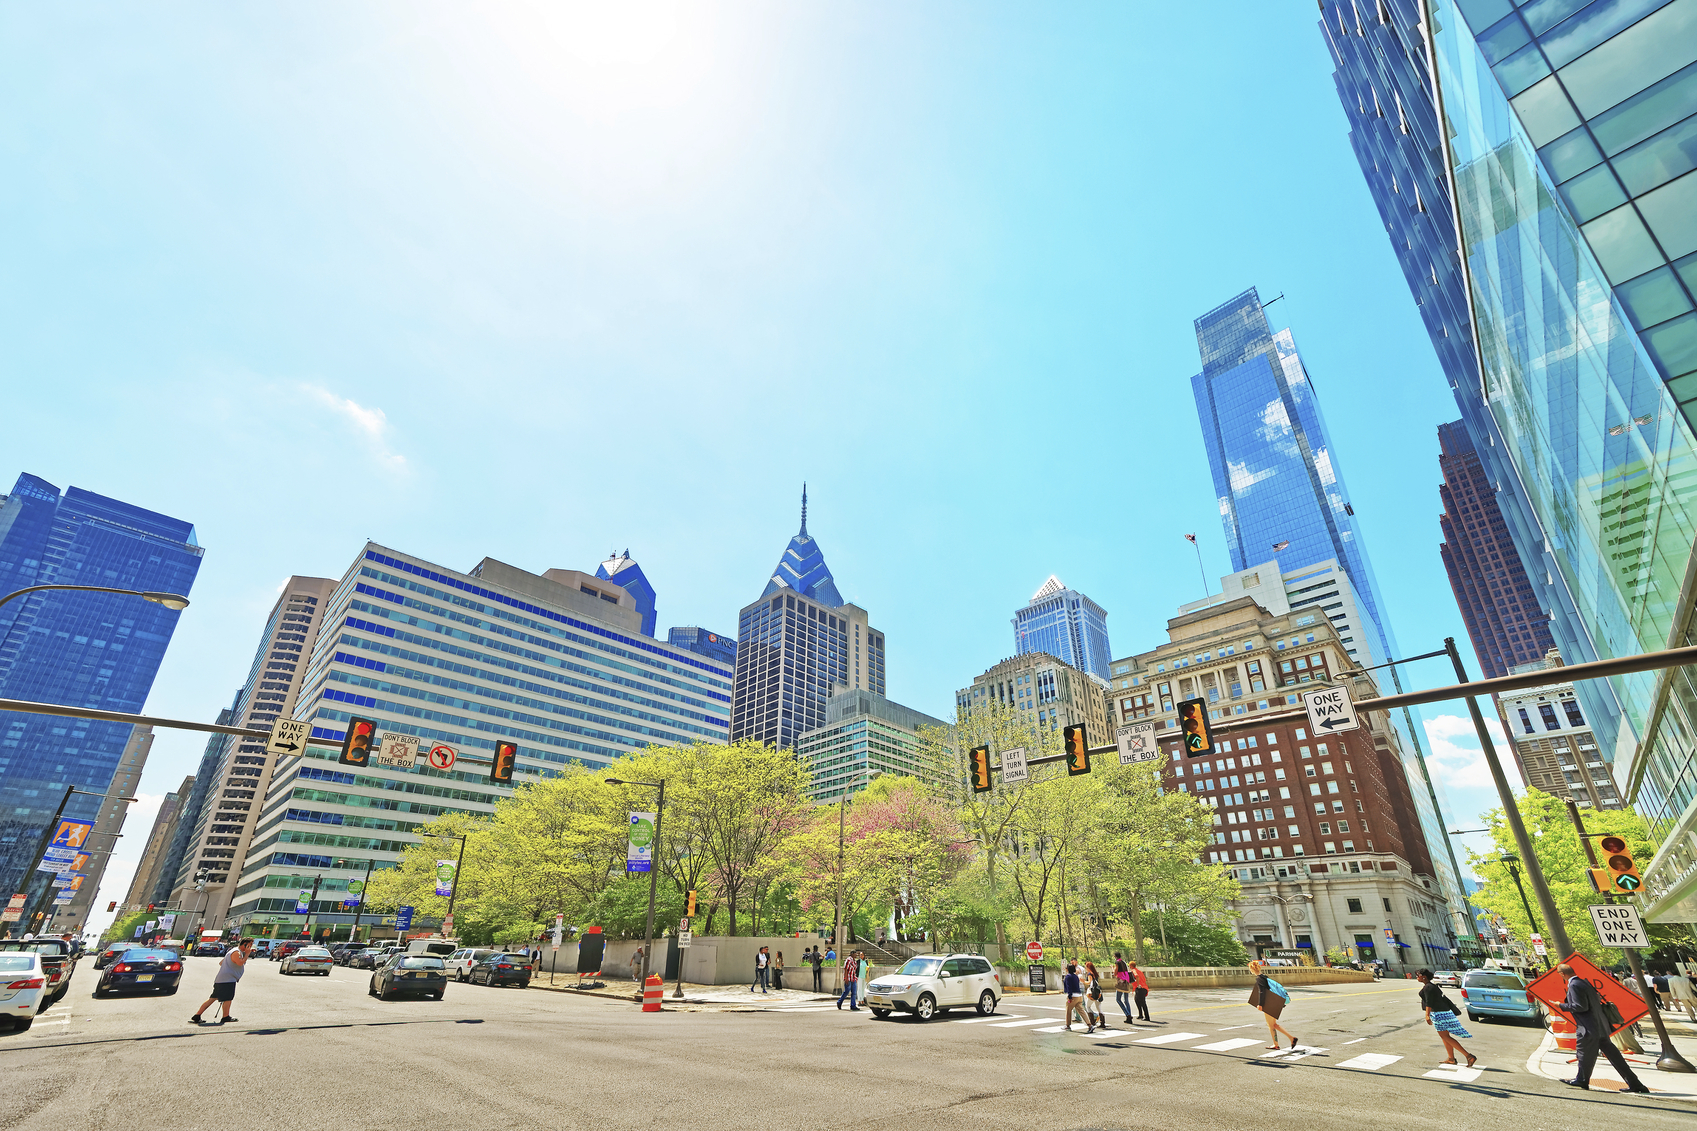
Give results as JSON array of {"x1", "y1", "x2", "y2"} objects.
[{"x1": 642, "y1": 973, "x2": 664, "y2": 1012}]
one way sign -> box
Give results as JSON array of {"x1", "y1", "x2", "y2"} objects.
[
  {"x1": 1303, "y1": 685, "x2": 1360, "y2": 734},
  {"x1": 1588, "y1": 903, "x2": 1649, "y2": 948},
  {"x1": 266, "y1": 718, "x2": 311, "y2": 759}
]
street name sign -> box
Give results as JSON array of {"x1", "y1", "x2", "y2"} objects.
[
  {"x1": 1117, "y1": 722, "x2": 1158, "y2": 765},
  {"x1": 1588, "y1": 904, "x2": 1649, "y2": 948},
  {"x1": 1303, "y1": 685, "x2": 1360, "y2": 734},
  {"x1": 266, "y1": 718, "x2": 311, "y2": 759},
  {"x1": 376, "y1": 731, "x2": 421, "y2": 770},
  {"x1": 1001, "y1": 747, "x2": 1029, "y2": 785}
]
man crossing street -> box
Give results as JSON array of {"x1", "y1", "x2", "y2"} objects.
[{"x1": 1559, "y1": 962, "x2": 1649, "y2": 1093}]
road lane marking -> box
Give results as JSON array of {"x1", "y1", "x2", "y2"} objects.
[
  {"x1": 1033, "y1": 1026, "x2": 1068, "y2": 1033},
  {"x1": 1215, "y1": 1024, "x2": 1257, "y2": 1031},
  {"x1": 953, "y1": 1015, "x2": 1020, "y2": 1023},
  {"x1": 1193, "y1": 1038, "x2": 1263, "y2": 1052},
  {"x1": 1134, "y1": 1031, "x2": 1205, "y2": 1044},
  {"x1": 991, "y1": 1018, "x2": 1053, "y2": 1027},
  {"x1": 1423, "y1": 1065, "x2": 1482, "y2": 1082},
  {"x1": 1337, "y1": 1053, "x2": 1402, "y2": 1071},
  {"x1": 1344, "y1": 1038, "x2": 1367, "y2": 1044},
  {"x1": 1259, "y1": 1046, "x2": 1328, "y2": 1060}
]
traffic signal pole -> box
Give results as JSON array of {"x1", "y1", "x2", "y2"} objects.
[{"x1": 1565, "y1": 799, "x2": 1692, "y2": 1073}]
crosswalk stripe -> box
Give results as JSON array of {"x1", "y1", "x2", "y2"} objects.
[
  {"x1": 1422, "y1": 1065, "x2": 1482, "y2": 1082},
  {"x1": 991, "y1": 1018, "x2": 1053, "y2": 1028},
  {"x1": 1343, "y1": 1037, "x2": 1368, "y2": 1045},
  {"x1": 1033, "y1": 1026, "x2": 1068, "y2": 1033},
  {"x1": 1260, "y1": 1046, "x2": 1327, "y2": 1060},
  {"x1": 954, "y1": 1015, "x2": 1019, "y2": 1024},
  {"x1": 1337, "y1": 1053, "x2": 1401, "y2": 1071},
  {"x1": 1134, "y1": 1031, "x2": 1205, "y2": 1045},
  {"x1": 772, "y1": 1007, "x2": 836, "y2": 1013},
  {"x1": 1193, "y1": 1038, "x2": 1263, "y2": 1052}
]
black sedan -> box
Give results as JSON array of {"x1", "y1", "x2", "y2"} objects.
[
  {"x1": 468, "y1": 953, "x2": 533, "y2": 988},
  {"x1": 93, "y1": 949, "x2": 183, "y2": 997},
  {"x1": 346, "y1": 948, "x2": 389, "y2": 969},
  {"x1": 94, "y1": 943, "x2": 129, "y2": 970},
  {"x1": 191, "y1": 943, "x2": 225, "y2": 957},
  {"x1": 369, "y1": 954, "x2": 446, "y2": 1000}
]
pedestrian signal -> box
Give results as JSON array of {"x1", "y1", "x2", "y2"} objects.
[
  {"x1": 490, "y1": 740, "x2": 518, "y2": 784},
  {"x1": 340, "y1": 717, "x2": 376, "y2": 768},
  {"x1": 686, "y1": 890, "x2": 697, "y2": 917},
  {"x1": 969, "y1": 745, "x2": 992, "y2": 792},
  {"x1": 1598, "y1": 835, "x2": 1643, "y2": 893},
  {"x1": 1063, "y1": 725, "x2": 1090, "y2": 775},
  {"x1": 1177, "y1": 698, "x2": 1215, "y2": 756}
]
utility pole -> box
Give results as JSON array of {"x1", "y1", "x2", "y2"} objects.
[
  {"x1": 347, "y1": 857, "x2": 376, "y2": 943},
  {"x1": 302, "y1": 874, "x2": 323, "y2": 941},
  {"x1": 1495, "y1": 855, "x2": 1548, "y2": 970}
]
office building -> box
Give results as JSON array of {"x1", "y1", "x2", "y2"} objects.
[
  {"x1": 733, "y1": 493, "x2": 884, "y2": 749},
  {"x1": 121, "y1": 774, "x2": 194, "y2": 912},
  {"x1": 56, "y1": 725, "x2": 152, "y2": 930},
  {"x1": 668, "y1": 626, "x2": 737, "y2": 665},
  {"x1": 957, "y1": 652, "x2": 1110, "y2": 744},
  {"x1": 797, "y1": 689, "x2": 946, "y2": 803},
  {"x1": 1497, "y1": 664, "x2": 1625, "y2": 811},
  {"x1": 0, "y1": 473, "x2": 201, "y2": 918},
  {"x1": 227, "y1": 544, "x2": 731, "y2": 939},
  {"x1": 166, "y1": 576, "x2": 336, "y2": 929},
  {"x1": 1321, "y1": 1, "x2": 1697, "y2": 921},
  {"x1": 1438, "y1": 421, "x2": 1557, "y2": 679},
  {"x1": 597, "y1": 550, "x2": 658, "y2": 637},
  {"x1": 153, "y1": 705, "x2": 232, "y2": 909},
  {"x1": 1117, "y1": 595, "x2": 1466, "y2": 968},
  {"x1": 1013, "y1": 576, "x2": 1112, "y2": 682}
]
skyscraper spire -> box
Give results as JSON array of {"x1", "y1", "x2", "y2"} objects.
[{"x1": 800, "y1": 482, "x2": 808, "y2": 536}]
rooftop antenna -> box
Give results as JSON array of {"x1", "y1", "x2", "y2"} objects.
[{"x1": 800, "y1": 483, "x2": 808, "y2": 535}]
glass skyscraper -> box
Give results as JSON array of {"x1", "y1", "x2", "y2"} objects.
[
  {"x1": 597, "y1": 551, "x2": 658, "y2": 637},
  {"x1": 1012, "y1": 576, "x2": 1112, "y2": 682},
  {"x1": 1322, "y1": 0, "x2": 1697, "y2": 922},
  {"x1": 0, "y1": 473, "x2": 201, "y2": 912}
]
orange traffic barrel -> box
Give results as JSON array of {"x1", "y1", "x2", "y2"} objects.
[
  {"x1": 1549, "y1": 1014, "x2": 1577, "y2": 1051},
  {"x1": 642, "y1": 973, "x2": 664, "y2": 1012}
]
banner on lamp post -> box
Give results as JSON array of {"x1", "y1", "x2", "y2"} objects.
[
  {"x1": 626, "y1": 812, "x2": 655, "y2": 873},
  {"x1": 435, "y1": 859, "x2": 457, "y2": 898}
]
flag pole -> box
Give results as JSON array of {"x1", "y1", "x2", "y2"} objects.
[{"x1": 1186, "y1": 535, "x2": 1208, "y2": 595}]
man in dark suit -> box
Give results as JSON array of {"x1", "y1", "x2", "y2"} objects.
[{"x1": 1559, "y1": 962, "x2": 1649, "y2": 1092}]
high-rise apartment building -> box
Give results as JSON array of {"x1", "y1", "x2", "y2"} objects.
[
  {"x1": 0, "y1": 473, "x2": 201, "y2": 918},
  {"x1": 167, "y1": 577, "x2": 336, "y2": 928},
  {"x1": 1497, "y1": 668, "x2": 1625, "y2": 810},
  {"x1": 597, "y1": 551, "x2": 658, "y2": 637},
  {"x1": 122, "y1": 774, "x2": 193, "y2": 911},
  {"x1": 57, "y1": 725, "x2": 153, "y2": 930},
  {"x1": 957, "y1": 652, "x2": 1110, "y2": 744},
  {"x1": 1321, "y1": 0, "x2": 1697, "y2": 921},
  {"x1": 1012, "y1": 576, "x2": 1112, "y2": 682},
  {"x1": 1438, "y1": 421, "x2": 1556, "y2": 679},
  {"x1": 797, "y1": 689, "x2": 945, "y2": 803},
  {"x1": 153, "y1": 703, "x2": 233, "y2": 908},
  {"x1": 227, "y1": 544, "x2": 731, "y2": 939},
  {"x1": 732, "y1": 495, "x2": 884, "y2": 749}
]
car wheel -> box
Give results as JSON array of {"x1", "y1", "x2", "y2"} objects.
[
  {"x1": 871, "y1": 1008, "x2": 892, "y2": 1019},
  {"x1": 977, "y1": 990, "x2": 996, "y2": 1016},
  {"x1": 914, "y1": 993, "x2": 936, "y2": 1022},
  {"x1": 380, "y1": 982, "x2": 396, "y2": 1001},
  {"x1": 12, "y1": 1017, "x2": 31, "y2": 1032},
  {"x1": 91, "y1": 986, "x2": 106, "y2": 999},
  {"x1": 368, "y1": 980, "x2": 378, "y2": 997},
  {"x1": 433, "y1": 991, "x2": 444, "y2": 1001}
]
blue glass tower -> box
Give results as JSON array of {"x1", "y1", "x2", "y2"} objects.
[
  {"x1": 597, "y1": 550, "x2": 657, "y2": 637},
  {"x1": 0, "y1": 473, "x2": 202, "y2": 906},
  {"x1": 1012, "y1": 576, "x2": 1112, "y2": 681}
]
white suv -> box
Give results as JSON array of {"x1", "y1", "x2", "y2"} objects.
[
  {"x1": 865, "y1": 954, "x2": 1000, "y2": 1021},
  {"x1": 446, "y1": 948, "x2": 499, "y2": 982}
]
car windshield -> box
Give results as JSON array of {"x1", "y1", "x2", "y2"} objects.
[
  {"x1": 0, "y1": 955, "x2": 37, "y2": 972},
  {"x1": 0, "y1": 940, "x2": 68, "y2": 955},
  {"x1": 897, "y1": 958, "x2": 944, "y2": 977},
  {"x1": 399, "y1": 957, "x2": 445, "y2": 969},
  {"x1": 1465, "y1": 973, "x2": 1525, "y2": 990},
  {"x1": 120, "y1": 950, "x2": 176, "y2": 962}
]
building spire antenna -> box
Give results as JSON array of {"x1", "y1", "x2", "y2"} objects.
[{"x1": 800, "y1": 482, "x2": 808, "y2": 535}]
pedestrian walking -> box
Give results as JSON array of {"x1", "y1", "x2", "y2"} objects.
[
  {"x1": 630, "y1": 948, "x2": 644, "y2": 983},
  {"x1": 837, "y1": 950, "x2": 861, "y2": 1010},
  {"x1": 1247, "y1": 960, "x2": 1297, "y2": 1050},
  {"x1": 1416, "y1": 969, "x2": 1476, "y2": 1067},
  {"x1": 1668, "y1": 968, "x2": 1697, "y2": 1018},
  {"x1": 1083, "y1": 961, "x2": 1108, "y2": 1032},
  {"x1": 190, "y1": 936, "x2": 253, "y2": 1025},
  {"x1": 809, "y1": 946, "x2": 825, "y2": 993},
  {"x1": 773, "y1": 950, "x2": 785, "y2": 991},
  {"x1": 750, "y1": 946, "x2": 770, "y2": 994},
  {"x1": 1559, "y1": 962, "x2": 1649, "y2": 1092},
  {"x1": 1112, "y1": 953, "x2": 1133, "y2": 1023},
  {"x1": 1062, "y1": 962, "x2": 1086, "y2": 1031},
  {"x1": 1128, "y1": 957, "x2": 1151, "y2": 1021}
]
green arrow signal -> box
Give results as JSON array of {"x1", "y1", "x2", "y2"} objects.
[{"x1": 1616, "y1": 874, "x2": 1641, "y2": 891}]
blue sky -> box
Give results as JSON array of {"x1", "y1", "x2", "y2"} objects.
[{"x1": 2, "y1": 2, "x2": 1508, "y2": 917}]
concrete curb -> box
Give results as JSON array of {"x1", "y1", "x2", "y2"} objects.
[{"x1": 1523, "y1": 1024, "x2": 1697, "y2": 1101}]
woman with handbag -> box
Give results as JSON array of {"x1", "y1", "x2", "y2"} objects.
[
  {"x1": 1416, "y1": 968, "x2": 1475, "y2": 1067},
  {"x1": 1248, "y1": 959, "x2": 1297, "y2": 1050},
  {"x1": 1082, "y1": 961, "x2": 1109, "y2": 1032},
  {"x1": 1112, "y1": 953, "x2": 1134, "y2": 1024}
]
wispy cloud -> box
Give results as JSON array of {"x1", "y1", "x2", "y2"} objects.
[
  {"x1": 304, "y1": 385, "x2": 406, "y2": 469},
  {"x1": 1423, "y1": 713, "x2": 1506, "y2": 792}
]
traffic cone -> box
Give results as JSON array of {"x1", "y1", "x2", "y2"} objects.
[
  {"x1": 642, "y1": 973, "x2": 664, "y2": 1012},
  {"x1": 1550, "y1": 1014, "x2": 1577, "y2": 1051}
]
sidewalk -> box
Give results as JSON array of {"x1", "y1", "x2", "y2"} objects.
[
  {"x1": 529, "y1": 977, "x2": 838, "y2": 1009},
  {"x1": 1524, "y1": 1012, "x2": 1697, "y2": 1101}
]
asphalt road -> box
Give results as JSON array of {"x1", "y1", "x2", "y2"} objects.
[{"x1": 3, "y1": 957, "x2": 1688, "y2": 1130}]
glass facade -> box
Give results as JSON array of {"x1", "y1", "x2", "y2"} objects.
[
  {"x1": 0, "y1": 473, "x2": 201, "y2": 916},
  {"x1": 667, "y1": 626, "x2": 738, "y2": 665},
  {"x1": 797, "y1": 690, "x2": 944, "y2": 803},
  {"x1": 597, "y1": 551, "x2": 658, "y2": 637},
  {"x1": 1012, "y1": 576, "x2": 1112, "y2": 681}
]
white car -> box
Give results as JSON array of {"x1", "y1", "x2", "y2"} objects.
[
  {"x1": 865, "y1": 954, "x2": 1000, "y2": 1021},
  {"x1": 0, "y1": 952, "x2": 48, "y2": 1031},
  {"x1": 445, "y1": 948, "x2": 499, "y2": 983},
  {"x1": 281, "y1": 946, "x2": 336, "y2": 976}
]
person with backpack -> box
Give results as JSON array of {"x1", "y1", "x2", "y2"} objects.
[
  {"x1": 807, "y1": 946, "x2": 825, "y2": 993},
  {"x1": 1112, "y1": 953, "x2": 1134, "y2": 1024},
  {"x1": 1559, "y1": 962, "x2": 1648, "y2": 1092},
  {"x1": 1416, "y1": 968, "x2": 1475, "y2": 1067},
  {"x1": 1248, "y1": 959, "x2": 1297, "y2": 1050}
]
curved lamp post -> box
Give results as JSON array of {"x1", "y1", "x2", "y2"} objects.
[{"x1": 0, "y1": 584, "x2": 190, "y2": 612}]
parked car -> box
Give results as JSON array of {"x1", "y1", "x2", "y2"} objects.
[
  {"x1": 271, "y1": 941, "x2": 306, "y2": 963},
  {"x1": 370, "y1": 954, "x2": 447, "y2": 1000},
  {"x1": 249, "y1": 939, "x2": 275, "y2": 958},
  {"x1": 0, "y1": 952, "x2": 49, "y2": 1031},
  {"x1": 280, "y1": 946, "x2": 336, "y2": 975},
  {"x1": 0, "y1": 939, "x2": 75, "y2": 1005},
  {"x1": 1460, "y1": 968, "x2": 1540, "y2": 1024},
  {"x1": 1430, "y1": 970, "x2": 1462, "y2": 988},
  {"x1": 467, "y1": 952, "x2": 533, "y2": 988},
  {"x1": 406, "y1": 940, "x2": 458, "y2": 958},
  {"x1": 92, "y1": 948, "x2": 183, "y2": 997},
  {"x1": 191, "y1": 942, "x2": 226, "y2": 957},
  {"x1": 865, "y1": 954, "x2": 1001, "y2": 1021},
  {"x1": 346, "y1": 948, "x2": 388, "y2": 970},
  {"x1": 93, "y1": 942, "x2": 131, "y2": 970},
  {"x1": 446, "y1": 948, "x2": 499, "y2": 982}
]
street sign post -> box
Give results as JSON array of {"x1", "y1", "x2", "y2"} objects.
[
  {"x1": 395, "y1": 905, "x2": 415, "y2": 932},
  {"x1": 1530, "y1": 932, "x2": 1547, "y2": 957},
  {"x1": 1001, "y1": 747, "x2": 1029, "y2": 785},
  {"x1": 266, "y1": 718, "x2": 310, "y2": 759},
  {"x1": 1028, "y1": 965, "x2": 1047, "y2": 994},
  {"x1": 679, "y1": 930, "x2": 692, "y2": 948},
  {"x1": 1117, "y1": 722, "x2": 1158, "y2": 765},
  {"x1": 1588, "y1": 904, "x2": 1649, "y2": 949},
  {"x1": 1303, "y1": 685, "x2": 1360, "y2": 734},
  {"x1": 376, "y1": 731, "x2": 421, "y2": 770}
]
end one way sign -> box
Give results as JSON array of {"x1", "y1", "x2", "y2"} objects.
[
  {"x1": 1588, "y1": 903, "x2": 1649, "y2": 948},
  {"x1": 1303, "y1": 685, "x2": 1359, "y2": 734}
]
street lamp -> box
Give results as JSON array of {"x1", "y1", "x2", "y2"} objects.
[
  {"x1": 1491, "y1": 854, "x2": 1548, "y2": 971},
  {"x1": 833, "y1": 768, "x2": 881, "y2": 993},
  {"x1": 604, "y1": 777, "x2": 664, "y2": 993},
  {"x1": 0, "y1": 584, "x2": 191, "y2": 612}
]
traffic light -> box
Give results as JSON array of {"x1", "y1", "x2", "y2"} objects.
[
  {"x1": 340, "y1": 716, "x2": 376, "y2": 767},
  {"x1": 969, "y1": 745, "x2": 992, "y2": 792},
  {"x1": 686, "y1": 890, "x2": 697, "y2": 917},
  {"x1": 490, "y1": 740, "x2": 518, "y2": 784},
  {"x1": 1063, "y1": 725, "x2": 1090, "y2": 775},
  {"x1": 1592, "y1": 835, "x2": 1643, "y2": 893},
  {"x1": 147, "y1": 903, "x2": 155, "y2": 912},
  {"x1": 106, "y1": 901, "x2": 116, "y2": 913},
  {"x1": 1177, "y1": 698, "x2": 1215, "y2": 756}
]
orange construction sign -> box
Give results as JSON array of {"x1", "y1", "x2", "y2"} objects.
[{"x1": 1525, "y1": 952, "x2": 1649, "y2": 1036}]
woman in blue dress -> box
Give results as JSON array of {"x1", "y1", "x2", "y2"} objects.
[{"x1": 1417, "y1": 968, "x2": 1476, "y2": 1067}]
